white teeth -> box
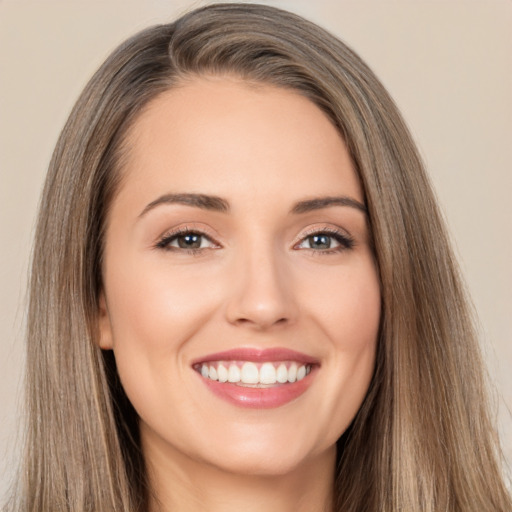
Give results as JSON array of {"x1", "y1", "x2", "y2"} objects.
[
  {"x1": 259, "y1": 362, "x2": 277, "y2": 384},
  {"x1": 288, "y1": 363, "x2": 297, "y2": 382},
  {"x1": 276, "y1": 363, "x2": 288, "y2": 383},
  {"x1": 217, "y1": 364, "x2": 228, "y2": 383},
  {"x1": 240, "y1": 362, "x2": 259, "y2": 384},
  {"x1": 227, "y1": 364, "x2": 241, "y2": 383},
  {"x1": 198, "y1": 361, "x2": 312, "y2": 385}
]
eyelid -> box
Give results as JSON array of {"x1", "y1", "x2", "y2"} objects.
[
  {"x1": 154, "y1": 224, "x2": 222, "y2": 251},
  {"x1": 293, "y1": 224, "x2": 352, "y2": 243},
  {"x1": 153, "y1": 223, "x2": 354, "y2": 253},
  {"x1": 292, "y1": 225, "x2": 355, "y2": 252}
]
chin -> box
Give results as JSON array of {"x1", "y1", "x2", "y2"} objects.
[
  {"x1": 196, "y1": 433, "x2": 331, "y2": 478},
  {"x1": 208, "y1": 451, "x2": 311, "y2": 477}
]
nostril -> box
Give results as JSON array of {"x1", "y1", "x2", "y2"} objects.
[{"x1": 234, "y1": 316, "x2": 289, "y2": 329}]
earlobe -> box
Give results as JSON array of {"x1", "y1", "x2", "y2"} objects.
[{"x1": 97, "y1": 292, "x2": 114, "y2": 350}]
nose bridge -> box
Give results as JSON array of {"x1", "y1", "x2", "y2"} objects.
[{"x1": 225, "y1": 234, "x2": 296, "y2": 329}]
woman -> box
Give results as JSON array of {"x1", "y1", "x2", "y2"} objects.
[{"x1": 5, "y1": 3, "x2": 511, "y2": 511}]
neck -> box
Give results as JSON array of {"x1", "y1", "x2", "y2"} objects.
[{"x1": 144, "y1": 435, "x2": 336, "y2": 512}]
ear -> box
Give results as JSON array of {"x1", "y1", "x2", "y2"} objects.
[{"x1": 97, "y1": 291, "x2": 114, "y2": 350}]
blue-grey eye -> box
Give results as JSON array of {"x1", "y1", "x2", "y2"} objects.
[
  {"x1": 295, "y1": 230, "x2": 355, "y2": 252},
  {"x1": 157, "y1": 231, "x2": 217, "y2": 250},
  {"x1": 308, "y1": 234, "x2": 333, "y2": 249},
  {"x1": 298, "y1": 233, "x2": 341, "y2": 250}
]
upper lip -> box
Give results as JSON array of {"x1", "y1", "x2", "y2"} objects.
[{"x1": 191, "y1": 347, "x2": 320, "y2": 366}]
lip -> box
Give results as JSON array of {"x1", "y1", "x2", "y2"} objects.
[
  {"x1": 192, "y1": 347, "x2": 319, "y2": 409},
  {"x1": 191, "y1": 347, "x2": 319, "y2": 366}
]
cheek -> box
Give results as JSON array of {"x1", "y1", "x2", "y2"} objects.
[
  {"x1": 300, "y1": 257, "x2": 381, "y2": 347},
  {"x1": 325, "y1": 260, "x2": 381, "y2": 377},
  {"x1": 102, "y1": 257, "x2": 224, "y2": 407},
  {"x1": 105, "y1": 257, "x2": 220, "y2": 351},
  {"x1": 298, "y1": 259, "x2": 380, "y2": 436}
]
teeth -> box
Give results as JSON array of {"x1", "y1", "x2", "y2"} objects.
[
  {"x1": 199, "y1": 361, "x2": 312, "y2": 386},
  {"x1": 276, "y1": 363, "x2": 288, "y2": 383},
  {"x1": 259, "y1": 362, "x2": 277, "y2": 384},
  {"x1": 240, "y1": 362, "x2": 259, "y2": 384},
  {"x1": 288, "y1": 363, "x2": 297, "y2": 383},
  {"x1": 217, "y1": 364, "x2": 228, "y2": 383},
  {"x1": 227, "y1": 364, "x2": 241, "y2": 383}
]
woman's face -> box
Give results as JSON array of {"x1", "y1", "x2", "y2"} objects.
[{"x1": 99, "y1": 77, "x2": 381, "y2": 476}]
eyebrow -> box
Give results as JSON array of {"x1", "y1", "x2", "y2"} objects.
[
  {"x1": 139, "y1": 192, "x2": 367, "y2": 218},
  {"x1": 139, "y1": 193, "x2": 230, "y2": 217},
  {"x1": 290, "y1": 196, "x2": 367, "y2": 215}
]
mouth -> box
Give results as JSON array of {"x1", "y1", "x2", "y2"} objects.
[
  {"x1": 193, "y1": 360, "x2": 312, "y2": 387},
  {"x1": 192, "y1": 348, "x2": 319, "y2": 408}
]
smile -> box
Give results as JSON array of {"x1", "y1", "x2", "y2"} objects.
[
  {"x1": 192, "y1": 348, "x2": 318, "y2": 408},
  {"x1": 194, "y1": 361, "x2": 312, "y2": 386}
]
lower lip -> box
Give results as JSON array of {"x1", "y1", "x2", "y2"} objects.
[{"x1": 197, "y1": 368, "x2": 316, "y2": 409}]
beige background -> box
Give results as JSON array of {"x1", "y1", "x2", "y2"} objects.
[{"x1": 1, "y1": 0, "x2": 511, "y2": 495}]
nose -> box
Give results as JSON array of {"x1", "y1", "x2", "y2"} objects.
[{"x1": 224, "y1": 245, "x2": 298, "y2": 330}]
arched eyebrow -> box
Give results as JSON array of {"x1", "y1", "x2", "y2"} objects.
[
  {"x1": 139, "y1": 193, "x2": 230, "y2": 217},
  {"x1": 290, "y1": 196, "x2": 367, "y2": 215},
  {"x1": 138, "y1": 193, "x2": 367, "y2": 218}
]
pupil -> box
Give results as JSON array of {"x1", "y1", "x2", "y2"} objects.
[
  {"x1": 310, "y1": 234, "x2": 330, "y2": 249},
  {"x1": 178, "y1": 234, "x2": 201, "y2": 249}
]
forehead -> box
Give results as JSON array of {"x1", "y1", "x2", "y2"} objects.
[{"x1": 117, "y1": 76, "x2": 363, "y2": 207}]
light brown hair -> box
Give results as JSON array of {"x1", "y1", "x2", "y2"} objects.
[{"x1": 6, "y1": 3, "x2": 511, "y2": 511}]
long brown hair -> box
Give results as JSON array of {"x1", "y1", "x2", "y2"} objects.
[{"x1": 6, "y1": 3, "x2": 511, "y2": 511}]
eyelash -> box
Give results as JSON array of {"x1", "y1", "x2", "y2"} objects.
[
  {"x1": 155, "y1": 227, "x2": 218, "y2": 255},
  {"x1": 155, "y1": 227, "x2": 355, "y2": 255},
  {"x1": 294, "y1": 227, "x2": 355, "y2": 254}
]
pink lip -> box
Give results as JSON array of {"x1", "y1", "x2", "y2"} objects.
[
  {"x1": 191, "y1": 347, "x2": 319, "y2": 366},
  {"x1": 192, "y1": 347, "x2": 319, "y2": 409},
  {"x1": 198, "y1": 369, "x2": 317, "y2": 408}
]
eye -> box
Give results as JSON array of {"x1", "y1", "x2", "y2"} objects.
[
  {"x1": 156, "y1": 229, "x2": 219, "y2": 252},
  {"x1": 295, "y1": 230, "x2": 354, "y2": 253}
]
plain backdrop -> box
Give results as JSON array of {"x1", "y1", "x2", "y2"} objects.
[{"x1": 1, "y1": 0, "x2": 511, "y2": 496}]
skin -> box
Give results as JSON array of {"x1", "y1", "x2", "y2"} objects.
[{"x1": 98, "y1": 76, "x2": 381, "y2": 512}]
